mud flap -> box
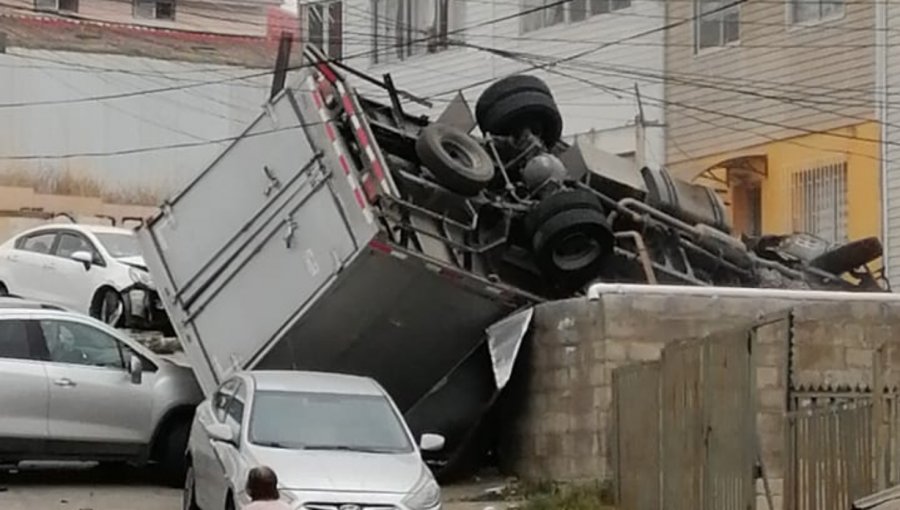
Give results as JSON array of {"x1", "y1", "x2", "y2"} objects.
[{"x1": 403, "y1": 307, "x2": 534, "y2": 480}]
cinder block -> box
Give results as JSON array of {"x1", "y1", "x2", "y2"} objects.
[
  {"x1": 757, "y1": 388, "x2": 786, "y2": 412},
  {"x1": 627, "y1": 342, "x2": 662, "y2": 362},
  {"x1": 756, "y1": 366, "x2": 781, "y2": 389},
  {"x1": 846, "y1": 347, "x2": 873, "y2": 369},
  {"x1": 605, "y1": 340, "x2": 629, "y2": 361}
]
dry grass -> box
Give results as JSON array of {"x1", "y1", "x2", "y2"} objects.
[
  {"x1": 521, "y1": 481, "x2": 615, "y2": 510},
  {"x1": 0, "y1": 169, "x2": 163, "y2": 206}
]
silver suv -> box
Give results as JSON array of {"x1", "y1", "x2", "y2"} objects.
[{"x1": 0, "y1": 300, "x2": 202, "y2": 485}]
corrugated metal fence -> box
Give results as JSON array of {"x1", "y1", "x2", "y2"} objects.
[
  {"x1": 613, "y1": 327, "x2": 755, "y2": 510},
  {"x1": 784, "y1": 400, "x2": 874, "y2": 510}
]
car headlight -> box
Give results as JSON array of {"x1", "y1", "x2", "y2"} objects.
[
  {"x1": 402, "y1": 469, "x2": 441, "y2": 510},
  {"x1": 129, "y1": 267, "x2": 154, "y2": 289}
]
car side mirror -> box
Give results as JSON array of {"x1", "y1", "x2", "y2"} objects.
[
  {"x1": 71, "y1": 251, "x2": 93, "y2": 270},
  {"x1": 206, "y1": 422, "x2": 235, "y2": 445},
  {"x1": 129, "y1": 355, "x2": 143, "y2": 385},
  {"x1": 419, "y1": 433, "x2": 445, "y2": 452}
]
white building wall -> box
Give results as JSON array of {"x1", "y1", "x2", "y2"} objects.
[
  {"x1": 883, "y1": 1, "x2": 900, "y2": 283},
  {"x1": 338, "y1": 0, "x2": 665, "y2": 168},
  {"x1": 0, "y1": 48, "x2": 272, "y2": 197}
]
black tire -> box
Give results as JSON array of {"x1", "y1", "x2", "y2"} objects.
[
  {"x1": 810, "y1": 237, "x2": 883, "y2": 275},
  {"x1": 475, "y1": 75, "x2": 552, "y2": 127},
  {"x1": 225, "y1": 493, "x2": 236, "y2": 510},
  {"x1": 159, "y1": 420, "x2": 190, "y2": 488},
  {"x1": 523, "y1": 189, "x2": 605, "y2": 239},
  {"x1": 532, "y1": 208, "x2": 614, "y2": 277},
  {"x1": 416, "y1": 123, "x2": 495, "y2": 196},
  {"x1": 478, "y1": 90, "x2": 563, "y2": 147},
  {"x1": 183, "y1": 465, "x2": 200, "y2": 510},
  {"x1": 0, "y1": 283, "x2": 8, "y2": 297},
  {"x1": 93, "y1": 288, "x2": 125, "y2": 328}
]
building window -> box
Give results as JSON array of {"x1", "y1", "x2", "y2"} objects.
[
  {"x1": 522, "y1": 0, "x2": 630, "y2": 32},
  {"x1": 134, "y1": 0, "x2": 175, "y2": 20},
  {"x1": 372, "y1": 0, "x2": 463, "y2": 63},
  {"x1": 790, "y1": 161, "x2": 848, "y2": 244},
  {"x1": 695, "y1": 0, "x2": 740, "y2": 51},
  {"x1": 307, "y1": 1, "x2": 343, "y2": 60},
  {"x1": 789, "y1": 0, "x2": 843, "y2": 24},
  {"x1": 34, "y1": 0, "x2": 78, "y2": 13}
]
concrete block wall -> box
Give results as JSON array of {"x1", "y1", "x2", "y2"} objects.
[{"x1": 501, "y1": 291, "x2": 900, "y2": 510}]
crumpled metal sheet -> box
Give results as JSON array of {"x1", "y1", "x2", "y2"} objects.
[{"x1": 485, "y1": 306, "x2": 534, "y2": 390}]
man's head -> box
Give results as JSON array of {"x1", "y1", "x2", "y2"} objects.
[{"x1": 246, "y1": 465, "x2": 280, "y2": 501}]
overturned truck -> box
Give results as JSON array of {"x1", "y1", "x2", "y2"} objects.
[{"x1": 137, "y1": 48, "x2": 887, "y2": 479}]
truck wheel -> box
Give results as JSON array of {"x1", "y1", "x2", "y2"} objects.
[
  {"x1": 475, "y1": 75, "x2": 552, "y2": 127},
  {"x1": 523, "y1": 189, "x2": 606, "y2": 239},
  {"x1": 416, "y1": 123, "x2": 495, "y2": 196},
  {"x1": 478, "y1": 88, "x2": 562, "y2": 147},
  {"x1": 159, "y1": 420, "x2": 190, "y2": 488},
  {"x1": 809, "y1": 237, "x2": 883, "y2": 275},
  {"x1": 532, "y1": 209, "x2": 614, "y2": 276}
]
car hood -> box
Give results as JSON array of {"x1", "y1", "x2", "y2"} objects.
[
  {"x1": 116, "y1": 255, "x2": 147, "y2": 271},
  {"x1": 246, "y1": 446, "x2": 424, "y2": 493}
]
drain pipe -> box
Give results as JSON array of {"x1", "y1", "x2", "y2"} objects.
[{"x1": 876, "y1": 0, "x2": 889, "y2": 278}]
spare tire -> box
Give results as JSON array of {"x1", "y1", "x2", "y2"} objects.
[
  {"x1": 478, "y1": 90, "x2": 562, "y2": 147},
  {"x1": 809, "y1": 237, "x2": 883, "y2": 275},
  {"x1": 416, "y1": 123, "x2": 496, "y2": 196},
  {"x1": 475, "y1": 75, "x2": 552, "y2": 128}
]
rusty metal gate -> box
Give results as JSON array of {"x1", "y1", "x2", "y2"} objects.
[
  {"x1": 614, "y1": 326, "x2": 755, "y2": 510},
  {"x1": 784, "y1": 401, "x2": 874, "y2": 510},
  {"x1": 613, "y1": 361, "x2": 661, "y2": 510}
]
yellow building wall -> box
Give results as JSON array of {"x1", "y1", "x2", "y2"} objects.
[
  {"x1": 695, "y1": 122, "x2": 881, "y2": 242},
  {"x1": 760, "y1": 122, "x2": 881, "y2": 241}
]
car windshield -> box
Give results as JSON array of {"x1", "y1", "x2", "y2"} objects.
[
  {"x1": 249, "y1": 390, "x2": 414, "y2": 453},
  {"x1": 94, "y1": 233, "x2": 141, "y2": 259}
]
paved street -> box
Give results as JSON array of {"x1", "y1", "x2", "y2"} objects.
[{"x1": 0, "y1": 464, "x2": 518, "y2": 510}]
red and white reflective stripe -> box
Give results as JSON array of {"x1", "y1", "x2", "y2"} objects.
[
  {"x1": 306, "y1": 77, "x2": 373, "y2": 225},
  {"x1": 333, "y1": 81, "x2": 393, "y2": 196}
]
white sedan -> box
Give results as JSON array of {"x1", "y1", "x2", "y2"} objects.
[{"x1": 0, "y1": 223, "x2": 171, "y2": 332}]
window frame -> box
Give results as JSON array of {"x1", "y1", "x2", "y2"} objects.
[
  {"x1": 52, "y1": 231, "x2": 105, "y2": 267},
  {"x1": 33, "y1": 0, "x2": 78, "y2": 12},
  {"x1": 371, "y1": 0, "x2": 460, "y2": 64},
  {"x1": 694, "y1": 0, "x2": 741, "y2": 54},
  {"x1": 0, "y1": 318, "x2": 46, "y2": 362},
  {"x1": 306, "y1": 1, "x2": 343, "y2": 60},
  {"x1": 133, "y1": 0, "x2": 176, "y2": 21},
  {"x1": 38, "y1": 318, "x2": 130, "y2": 370},
  {"x1": 787, "y1": 0, "x2": 844, "y2": 26},
  {"x1": 520, "y1": 0, "x2": 631, "y2": 34},
  {"x1": 15, "y1": 230, "x2": 59, "y2": 256}
]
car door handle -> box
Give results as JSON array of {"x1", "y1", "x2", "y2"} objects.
[{"x1": 53, "y1": 378, "x2": 76, "y2": 387}]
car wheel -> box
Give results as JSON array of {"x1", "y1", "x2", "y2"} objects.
[
  {"x1": 159, "y1": 420, "x2": 190, "y2": 488},
  {"x1": 225, "y1": 493, "x2": 236, "y2": 510},
  {"x1": 183, "y1": 465, "x2": 200, "y2": 510},
  {"x1": 94, "y1": 288, "x2": 125, "y2": 327},
  {"x1": 0, "y1": 283, "x2": 8, "y2": 297},
  {"x1": 415, "y1": 123, "x2": 496, "y2": 196}
]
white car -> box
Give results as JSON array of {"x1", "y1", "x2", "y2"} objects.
[
  {"x1": 185, "y1": 370, "x2": 444, "y2": 510},
  {"x1": 0, "y1": 224, "x2": 170, "y2": 332}
]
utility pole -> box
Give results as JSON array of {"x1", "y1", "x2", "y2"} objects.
[{"x1": 633, "y1": 83, "x2": 664, "y2": 170}]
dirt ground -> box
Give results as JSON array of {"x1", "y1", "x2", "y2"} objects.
[{"x1": 0, "y1": 463, "x2": 521, "y2": 510}]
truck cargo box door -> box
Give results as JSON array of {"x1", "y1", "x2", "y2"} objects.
[{"x1": 139, "y1": 88, "x2": 371, "y2": 393}]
